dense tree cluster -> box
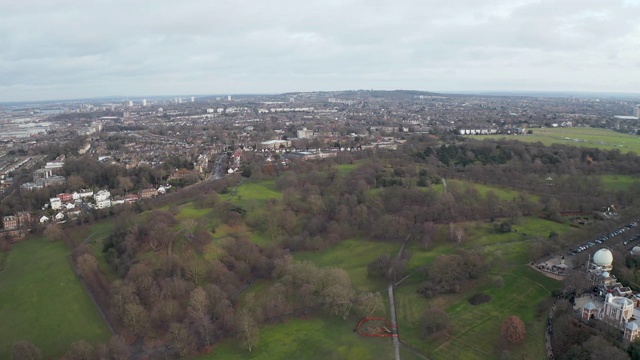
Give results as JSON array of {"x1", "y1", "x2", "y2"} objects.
[{"x1": 418, "y1": 249, "x2": 486, "y2": 298}]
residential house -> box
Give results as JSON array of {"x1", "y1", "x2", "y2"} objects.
[
  {"x1": 124, "y1": 194, "x2": 139, "y2": 203},
  {"x1": 140, "y1": 188, "x2": 158, "y2": 199},
  {"x1": 54, "y1": 212, "x2": 65, "y2": 222},
  {"x1": 94, "y1": 190, "x2": 111, "y2": 202},
  {"x1": 57, "y1": 193, "x2": 73, "y2": 203},
  {"x1": 3, "y1": 216, "x2": 18, "y2": 230},
  {"x1": 17, "y1": 212, "x2": 31, "y2": 228},
  {"x1": 50, "y1": 197, "x2": 63, "y2": 210},
  {"x1": 95, "y1": 198, "x2": 112, "y2": 209}
]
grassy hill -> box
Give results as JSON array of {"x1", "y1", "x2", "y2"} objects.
[
  {"x1": 472, "y1": 127, "x2": 640, "y2": 154},
  {"x1": 0, "y1": 238, "x2": 111, "y2": 358}
]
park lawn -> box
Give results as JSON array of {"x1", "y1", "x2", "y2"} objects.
[
  {"x1": 0, "y1": 238, "x2": 111, "y2": 359},
  {"x1": 293, "y1": 238, "x2": 400, "y2": 292},
  {"x1": 197, "y1": 315, "x2": 423, "y2": 360},
  {"x1": 599, "y1": 174, "x2": 639, "y2": 192},
  {"x1": 447, "y1": 179, "x2": 537, "y2": 202},
  {"x1": 396, "y1": 265, "x2": 559, "y2": 360},
  {"x1": 334, "y1": 160, "x2": 367, "y2": 174},
  {"x1": 472, "y1": 127, "x2": 640, "y2": 154},
  {"x1": 176, "y1": 202, "x2": 212, "y2": 221},
  {"x1": 395, "y1": 216, "x2": 566, "y2": 359},
  {"x1": 230, "y1": 180, "x2": 281, "y2": 209}
]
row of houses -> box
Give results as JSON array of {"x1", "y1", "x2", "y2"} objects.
[{"x1": 49, "y1": 187, "x2": 166, "y2": 211}]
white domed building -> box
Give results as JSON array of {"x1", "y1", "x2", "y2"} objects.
[
  {"x1": 592, "y1": 248, "x2": 614, "y2": 271},
  {"x1": 587, "y1": 248, "x2": 622, "y2": 293},
  {"x1": 578, "y1": 247, "x2": 640, "y2": 343}
]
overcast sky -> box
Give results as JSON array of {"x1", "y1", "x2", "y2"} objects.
[{"x1": 1, "y1": 0, "x2": 639, "y2": 101}]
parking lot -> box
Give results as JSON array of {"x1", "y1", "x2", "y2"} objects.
[{"x1": 567, "y1": 221, "x2": 639, "y2": 257}]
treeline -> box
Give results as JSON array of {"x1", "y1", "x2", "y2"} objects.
[{"x1": 411, "y1": 138, "x2": 640, "y2": 213}]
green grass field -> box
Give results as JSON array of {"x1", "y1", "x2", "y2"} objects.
[
  {"x1": 395, "y1": 217, "x2": 567, "y2": 359},
  {"x1": 599, "y1": 174, "x2": 639, "y2": 191},
  {"x1": 0, "y1": 238, "x2": 111, "y2": 358},
  {"x1": 472, "y1": 126, "x2": 640, "y2": 154},
  {"x1": 430, "y1": 178, "x2": 538, "y2": 202},
  {"x1": 197, "y1": 315, "x2": 423, "y2": 360},
  {"x1": 230, "y1": 180, "x2": 281, "y2": 208},
  {"x1": 293, "y1": 238, "x2": 401, "y2": 292}
]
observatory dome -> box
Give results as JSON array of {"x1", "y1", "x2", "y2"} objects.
[{"x1": 593, "y1": 248, "x2": 613, "y2": 267}]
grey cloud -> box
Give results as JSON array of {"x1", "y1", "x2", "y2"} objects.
[{"x1": 1, "y1": 0, "x2": 639, "y2": 101}]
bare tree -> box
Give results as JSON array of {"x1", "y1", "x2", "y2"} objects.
[
  {"x1": 76, "y1": 253, "x2": 99, "y2": 278},
  {"x1": 419, "y1": 222, "x2": 437, "y2": 250},
  {"x1": 502, "y1": 316, "x2": 526, "y2": 344},
  {"x1": 66, "y1": 175, "x2": 86, "y2": 191},
  {"x1": 43, "y1": 223, "x2": 64, "y2": 242},
  {"x1": 62, "y1": 340, "x2": 95, "y2": 360},
  {"x1": 356, "y1": 292, "x2": 384, "y2": 317},
  {"x1": 169, "y1": 322, "x2": 194, "y2": 358},
  {"x1": 454, "y1": 227, "x2": 465, "y2": 245},
  {"x1": 181, "y1": 219, "x2": 198, "y2": 239},
  {"x1": 117, "y1": 176, "x2": 134, "y2": 194},
  {"x1": 123, "y1": 303, "x2": 149, "y2": 337},
  {"x1": 10, "y1": 341, "x2": 41, "y2": 360},
  {"x1": 188, "y1": 287, "x2": 213, "y2": 347},
  {"x1": 106, "y1": 335, "x2": 130, "y2": 360},
  {"x1": 422, "y1": 307, "x2": 450, "y2": 336},
  {"x1": 237, "y1": 309, "x2": 259, "y2": 352}
]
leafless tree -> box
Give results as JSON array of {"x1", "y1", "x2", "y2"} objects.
[
  {"x1": 502, "y1": 316, "x2": 526, "y2": 344},
  {"x1": 236, "y1": 309, "x2": 259, "y2": 352},
  {"x1": 10, "y1": 341, "x2": 41, "y2": 360}
]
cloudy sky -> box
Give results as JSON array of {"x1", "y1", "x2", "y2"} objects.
[{"x1": 1, "y1": 0, "x2": 639, "y2": 101}]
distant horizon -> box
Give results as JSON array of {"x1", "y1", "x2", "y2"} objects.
[{"x1": 2, "y1": 88, "x2": 640, "y2": 105}]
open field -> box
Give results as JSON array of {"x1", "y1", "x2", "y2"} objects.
[
  {"x1": 395, "y1": 266, "x2": 558, "y2": 360},
  {"x1": 430, "y1": 178, "x2": 539, "y2": 202},
  {"x1": 395, "y1": 217, "x2": 566, "y2": 359},
  {"x1": 229, "y1": 180, "x2": 281, "y2": 209},
  {"x1": 293, "y1": 238, "x2": 401, "y2": 292},
  {"x1": 334, "y1": 159, "x2": 367, "y2": 174},
  {"x1": 0, "y1": 238, "x2": 111, "y2": 358},
  {"x1": 599, "y1": 174, "x2": 639, "y2": 191},
  {"x1": 471, "y1": 127, "x2": 640, "y2": 154},
  {"x1": 197, "y1": 315, "x2": 423, "y2": 360}
]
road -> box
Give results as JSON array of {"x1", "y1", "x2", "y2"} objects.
[
  {"x1": 388, "y1": 284, "x2": 401, "y2": 360},
  {"x1": 387, "y1": 234, "x2": 412, "y2": 360},
  {"x1": 211, "y1": 154, "x2": 224, "y2": 180}
]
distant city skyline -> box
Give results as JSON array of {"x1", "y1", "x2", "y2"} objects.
[{"x1": 1, "y1": 0, "x2": 639, "y2": 102}]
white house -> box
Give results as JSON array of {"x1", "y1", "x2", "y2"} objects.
[
  {"x1": 72, "y1": 190, "x2": 94, "y2": 201},
  {"x1": 39, "y1": 215, "x2": 49, "y2": 224},
  {"x1": 94, "y1": 190, "x2": 111, "y2": 202},
  {"x1": 50, "y1": 197, "x2": 62, "y2": 210},
  {"x1": 96, "y1": 198, "x2": 112, "y2": 209}
]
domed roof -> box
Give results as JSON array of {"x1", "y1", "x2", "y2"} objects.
[
  {"x1": 627, "y1": 322, "x2": 639, "y2": 331},
  {"x1": 602, "y1": 271, "x2": 610, "y2": 278},
  {"x1": 633, "y1": 246, "x2": 640, "y2": 255},
  {"x1": 593, "y1": 248, "x2": 613, "y2": 267},
  {"x1": 584, "y1": 302, "x2": 596, "y2": 310}
]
